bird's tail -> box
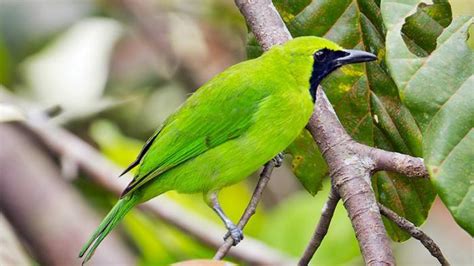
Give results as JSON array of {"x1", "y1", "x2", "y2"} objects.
[{"x1": 79, "y1": 195, "x2": 138, "y2": 265}]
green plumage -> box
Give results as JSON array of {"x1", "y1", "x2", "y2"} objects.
[{"x1": 80, "y1": 37, "x2": 357, "y2": 263}]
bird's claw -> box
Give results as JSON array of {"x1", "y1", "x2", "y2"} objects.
[
  {"x1": 224, "y1": 226, "x2": 244, "y2": 246},
  {"x1": 272, "y1": 152, "x2": 284, "y2": 168}
]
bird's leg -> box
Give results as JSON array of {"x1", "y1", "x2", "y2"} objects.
[
  {"x1": 205, "y1": 191, "x2": 243, "y2": 246},
  {"x1": 272, "y1": 152, "x2": 284, "y2": 167}
]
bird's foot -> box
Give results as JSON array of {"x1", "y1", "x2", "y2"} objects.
[
  {"x1": 272, "y1": 152, "x2": 284, "y2": 168},
  {"x1": 224, "y1": 225, "x2": 244, "y2": 246}
]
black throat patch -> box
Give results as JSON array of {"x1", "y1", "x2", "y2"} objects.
[{"x1": 309, "y1": 48, "x2": 349, "y2": 101}]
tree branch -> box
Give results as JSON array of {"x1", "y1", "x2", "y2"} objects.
[
  {"x1": 0, "y1": 214, "x2": 31, "y2": 266},
  {"x1": 0, "y1": 124, "x2": 136, "y2": 266},
  {"x1": 378, "y1": 203, "x2": 450, "y2": 266},
  {"x1": 307, "y1": 88, "x2": 396, "y2": 265},
  {"x1": 299, "y1": 186, "x2": 340, "y2": 266},
  {"x1": 230, "y1": 1, "x2": 435, "y2": 265},
  {"x1": 368, "y1": 147, "x2": 429, "y2": 177},
  {"x1": 234, "y1": 0, "x2": 291, "y2": 50},
  {"x1": 235, "y1": 0, "x2": 394, "y2": 262},
  {"x1": 233, "y1": 0, "x2": 395, "y2": 263},
  {"x1": 214, "y1": 161, "x2": 276, "y2": 260}
]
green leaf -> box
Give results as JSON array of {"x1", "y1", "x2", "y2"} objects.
[
  {"x1": 285, "y1": 129, "x2": 327, "y2": 195},
  {"x1": 360, "y1": 0, "x2": 455, "y2": 241},
  {"x1": 401, "y1": 1, "x2": 452, "y2": 55},
  {"x1": 372, "y1": 127, "x2": 436, "y2": 241},
  {"x1": 383, "y1": 0, "x2": 473, "y2": 235},
  {"x1": 124, "y1": 211, "x2": 215, "y2": 265}
]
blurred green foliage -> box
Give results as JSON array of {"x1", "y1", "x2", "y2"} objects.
[{"x1": 259, "y1": 183, "x2": 361, "y2": 265}]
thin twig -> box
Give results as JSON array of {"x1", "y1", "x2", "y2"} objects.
[
  {"x1": 214, "y1": 161, "x2": 276, "y2": 260},
  {"x1": 298, "y1": 186, "x2": 340, "y2": 266},
  {"x1": 378, "y1": 203, "x2": 450, "y2": 266}
]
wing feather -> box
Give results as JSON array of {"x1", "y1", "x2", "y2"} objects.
[
  {"x1": 119, "y1": 129, "x2": 160, "y2": 177},
  {"x1": 121, "y1": 60, "x2": 268, "y2": 196}
]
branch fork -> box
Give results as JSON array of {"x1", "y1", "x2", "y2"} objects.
[{"x1": 214, "y1": 0, "x2": 448, "y2": 265}]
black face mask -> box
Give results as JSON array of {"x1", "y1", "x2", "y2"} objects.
[{"x1": 309, "y1": 48, "x2": 377, "y2": 101}]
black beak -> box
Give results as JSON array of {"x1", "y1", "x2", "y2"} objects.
[{"x1": 336, "y1": 49, "x2": 377, "y2": 66}]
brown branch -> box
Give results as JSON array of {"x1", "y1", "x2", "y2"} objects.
[
  {"x1": 378, "y1": 203, "x2": 450, "y2": 266},
  {"x1": 234, "y1": 0, "x2": 291, "y2": 50},
  {"x1": 0, "y1": 214, "x2": 31, "y2": 266},
  {"x1": 233, "y1": 0, "x2": 397, "y2": 261},
  {"x1": 299, "y1": 186, "x2": 340, "y2": 266},
  {"x1": 231, "y1": 0, "x2": 440, "y2": 264},
  {"x1": 368, "y1": 147, "x2": 429, "y2": 177},
  {"x1": 214, "y1": 161, "x2": 277, "y2": 260},
  {"x1": 0, "y1": 123, "x2": 135, "y2": 266},
  {"x1": 308, "y1": 89, "x2": 395, "y2": 265},
  {"x1": 19, "y1": 116, "x2": 292, "y2": 265}
]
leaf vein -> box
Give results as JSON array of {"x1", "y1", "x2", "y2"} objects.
[
  {"x1": 425, "y1": 76, "x2": 472, "y2": 135},
  {"x1": 454, "y1": 186, "x2": 473, "y2": 212},
  {"x1": 437, "y1": 128, "x2": 473, "y2": 169},
  {"x1": 403, "y1": 22, "x2": 469, "y2": 91},
  {"x1": 322, "y1": 2, "x2": 355, "y2": 38}
]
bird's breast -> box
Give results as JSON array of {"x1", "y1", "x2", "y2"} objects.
[{"x1": 246, "y1": 90, "x2": 313, "y2": 153}]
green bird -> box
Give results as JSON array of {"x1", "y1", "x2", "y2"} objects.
[{"x1": 79, "y1": 36, "x2": 376, "y2": 263}]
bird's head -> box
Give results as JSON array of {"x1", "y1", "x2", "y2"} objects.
[{"x1": 280, "y1": 36, "x2": 377, "y2": 101}]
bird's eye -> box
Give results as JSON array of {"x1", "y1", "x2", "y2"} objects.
[{"x1": 314, "y1": 50, "x2": 327, "y2": 62}]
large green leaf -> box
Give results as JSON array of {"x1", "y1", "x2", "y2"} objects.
[
  {"x1": 358, "y1": 0, "x2": 446, "y2": 241},
  {"x1": 251, "y1": 0, "x2": 440, "y2": 241},
  {"x1": 285, "y1": 129, "x2": 327, "y2": 195},
  {"x1": 383, "y1": 0, "x2": 473, "y2": 235}
]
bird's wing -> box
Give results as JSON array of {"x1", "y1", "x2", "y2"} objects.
[
  {"x1": 121, "y1": 60, "x2": 269, "y2": 197},
  {"x1": 118, "y1": 128, "x2": 161, "y2": 177}
]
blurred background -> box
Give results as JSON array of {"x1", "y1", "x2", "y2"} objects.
[{"x1": 0, "y1": 0, "x2": 472, "y2": 265}]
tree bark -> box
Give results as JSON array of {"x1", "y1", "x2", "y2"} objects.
[
  {"x1": 0, "y1": 213, "x2": 31, "y2": 266},
  {"x1": 232, "y1": 1, "x2": 408, "y2": 264},
  {"x1": 307, "y1": 90, "x2": 395, "y2": 265}
]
